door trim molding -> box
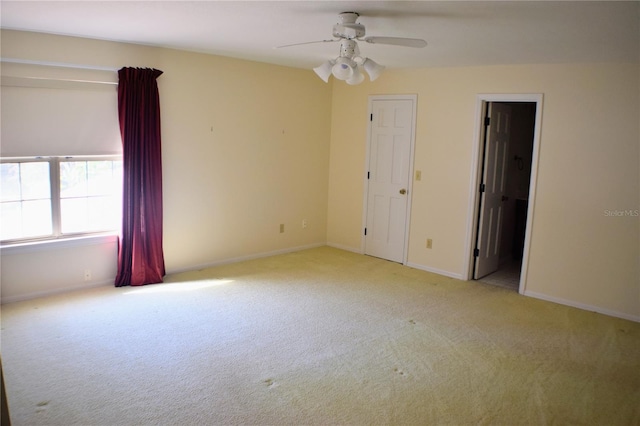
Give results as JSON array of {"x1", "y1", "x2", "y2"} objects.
[
  {"x1": 361, "y1": 94, "x2": 418, "y2": 264},
  {"x1": 463, "y1": 93, "x2": 543, "y2": 294}
]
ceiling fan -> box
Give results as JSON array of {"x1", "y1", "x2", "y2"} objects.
[{"x1": 277, "y1": 12, "x2": 427, "y2": 85}]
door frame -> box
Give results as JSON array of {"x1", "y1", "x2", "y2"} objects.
[
  {"x1": 463, "y1": 94, "x2": 543, "y2": 294},
  {"x1": 361, "y1": 94, "x2": 418, "y2": 265}
]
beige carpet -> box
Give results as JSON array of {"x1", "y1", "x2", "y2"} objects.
[{"x1": 1, "y1": 246, "x2": 639, "y2": 425}]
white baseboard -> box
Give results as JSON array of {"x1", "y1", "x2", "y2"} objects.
[
  {"x1": 524, "y1": 290, "x2": 640, "y2": 323},
  {"x1": 2, "y1": 243, "x2": 328, "y2": 304},
  {"x1": 405, "y1": 262, "x2": 464, "y2": 280},
  {"x1": 167, "y1": 242, "x2": 327, "y2": 275},
  {"x1": 2, "y1": 279, "x2": 113, "y2": 304},
  {"x1": 9, "y1": 244, "x2": 634, "y2": 324},
  {"x1": 326, "y1": 247, "x2": 464, "y2": 280},
  {"x1": 326, "y1": 242, "x2": 363, "y2": 254}
]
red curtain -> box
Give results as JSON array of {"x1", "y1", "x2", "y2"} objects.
[{"x1": 115, "y1": 67, "x2": 166, "y2": 287}]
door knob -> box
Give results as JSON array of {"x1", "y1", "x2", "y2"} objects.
[{"x1": 399, "y1": 189, "x2": 407, "y2": 195}]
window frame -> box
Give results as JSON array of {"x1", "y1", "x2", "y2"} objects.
[{"x1": 1, "y1": 155, "x2": 123, "y2": 246}]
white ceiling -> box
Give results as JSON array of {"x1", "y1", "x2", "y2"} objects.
[{"x1": 1, "y1": 1, "x2": 639, "y2": 70}]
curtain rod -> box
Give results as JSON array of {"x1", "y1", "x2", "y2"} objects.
[{"x1": 1, "y1": 57, "x2": 119, "y2": 72}]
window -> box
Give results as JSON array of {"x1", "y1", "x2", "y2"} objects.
[{"x1": 1, "y1": 156, "x2": 122, "y2": 243}]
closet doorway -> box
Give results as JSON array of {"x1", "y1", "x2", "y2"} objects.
[{"x1": 466, "y1": 95, "x2": 542, "y2": 293}]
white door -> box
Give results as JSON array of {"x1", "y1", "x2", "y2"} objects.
[
  {"x1": 474, "y1": 102, "x2": 512, "y2": 279},
  {"x1": 365, "y1": 99, "x2": 414, "y2": 263}
]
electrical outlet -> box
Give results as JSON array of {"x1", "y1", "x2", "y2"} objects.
[
  {"x1": 426, "y1": 239, "x2": 433, "y2": 249},
  {"x1": 302, "y1": 219, "x2": 307, "y2": 229},
  {"x1": 280, "y1": 224, "x2": 285, "y2": 233},
  {"x1": 84, "y1": 269, "x2": 92, "y2": 281}
]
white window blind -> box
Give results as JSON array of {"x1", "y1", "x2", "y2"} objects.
[{"x1": 0, "y1": 61, "x2": 121, "y2": 157}]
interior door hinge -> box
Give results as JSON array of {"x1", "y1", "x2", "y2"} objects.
[
  {"x1": 474, "y1": 248, "x2": 480, "y2": 257},
  {"x1": 367, "y1": 171, "x2": 370, "y2": 179},
  {"x1": 364, "y1": 228, "x2": 367, "y2": 236},
  {"x1": 484, "y1": 116, "x2": 491, "y2": 126},
  {"x1": 370, "y1": 113, "x2": 373, "y2": 121},
  {"x1": 479, "y1": 183, "x2": 486, "y2": 193}
]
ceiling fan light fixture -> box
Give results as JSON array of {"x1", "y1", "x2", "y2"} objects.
[
  {"x1": 346, "y1": 66, "x2": 365, "y2": 85},
  {"x1": 313, "y1": 59, "x2": 335, "y2": 83},
  {"x1": 363, "y1": 58, "x2": 385, "y2": 81},
  {"x1": 331, "y1": 57, "x2": 356, "y2": 81}
]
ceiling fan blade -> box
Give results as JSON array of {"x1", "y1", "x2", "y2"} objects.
[
  {"x1": 275, "y1": 39, "x2": 339, "y2": 49},
  {"x1": 363, "y1": 37, "x2": 427, "y2": 48}
]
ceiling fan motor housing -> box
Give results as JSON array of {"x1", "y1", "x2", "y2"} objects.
[
  {"x1": 333, "y1": 23, "x2": 365, "y2": 39},
  {"x1": 333, "y1": 12, "x2": 365, "y2": 39}
]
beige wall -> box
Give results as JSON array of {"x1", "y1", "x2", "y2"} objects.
[
  {"x1": 1, "y1": 30, "x2": 332, "y2": 301},
  {"x1": 327, "y1": 63, "x2": 639, "y2": 320},
  {"x1": 2, "y1": 30, "x2": 638, "y2": 321}
]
